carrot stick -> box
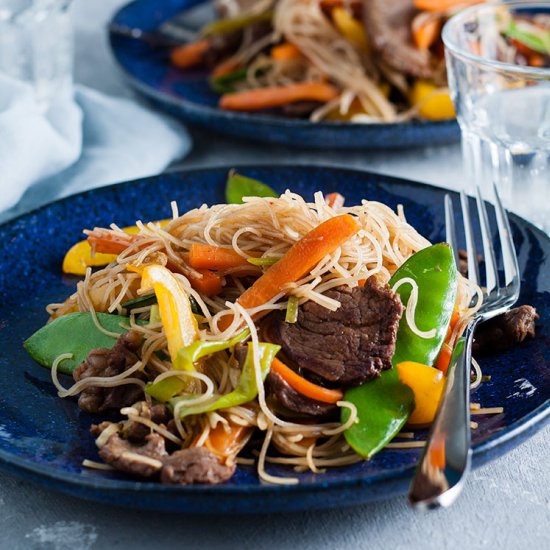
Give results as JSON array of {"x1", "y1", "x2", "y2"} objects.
[
  {"x1": 219, "y1": 82, "x2": 340, "y2": 111},
  {"x1": 186, "y1": 270, "x2": 223, "y2": 296},
  {"x1": 435, "y1": 342, "x2": 453, "y2": 375},
  {"x1": 414, "y1": 0, "x2": 483, "y2": 13},
  {"x1": 271, "y1": 358, "x2": 343, "y2": 404},
  {"x1": 200, "y1": 421, "x2": 252, "y2": 459},
  {"x1": 88, "y1": 231, "x2": 222, "y2": 296},
  {"x1": 188, "y1": 244, "x2": 255, "y2": 270},
  {"x1": 217, "y1": 215, "x2": 359, "y2": 331},
  {"x1": 171, "y1": 39, "x2": 210, "y2": 69},
  {"x1": 212, "y1": 57, "x2": 241, "y2": 78},
  {"x1": 271, "y1": 42, "x2": 302, "y2": 61},
  {"x1": 325, "y1": 192, "x2": 345, "y2": 209},
  {"x1": 412, "y1": 14, "x2": 442, "y2": 50}
]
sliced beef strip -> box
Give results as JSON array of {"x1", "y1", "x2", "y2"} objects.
[
  {"x1": 98, "y1": 432, "x2": 168, "y2": 478},
  {"x1": 473, "y1": 305, "x2": 539, "y2": 355},
  {"x1": 267, "y1": 370, "x2": 338, "y2": 420},
  {"x1": 123, "y1": 403, "x2": 172, "y2": 443},
  {"x1": 363, "y1": 0, "x2": 436, "y2": 80},
  {"x1": 73, "y1": 331, "x2": 145, "y2": 414},
  {"x1": 161, "y1": 447, "x2": 236, "y2": 485},
  {"x1": 271, "y1": 279, "x2": 403, "y2": 386}
]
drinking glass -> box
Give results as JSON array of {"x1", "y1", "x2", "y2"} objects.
[
  {"x1": 443, "y1": 2, "x2": 550, "y2": 232},
  {"x1": 0, "y1": 0, "x2": 73, "y2": 109}
]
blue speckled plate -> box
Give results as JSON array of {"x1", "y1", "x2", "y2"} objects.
[
  {"x1": 108, "y1": 0, "x2": 460, "y2": 149},
  {"x1": 0, "y1": 166, "x2": 548, "y2": 514}
]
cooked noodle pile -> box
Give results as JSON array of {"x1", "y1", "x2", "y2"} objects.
[{"x1": 48, "y1": 190, "x2": 480, "y2": 483}]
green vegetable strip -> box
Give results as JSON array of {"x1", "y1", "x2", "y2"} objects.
[
  {"x1": 210, "y1": 67, "x2": 248, "y2": 94},
  {"x1": 170, "y1": 342, "x2": 280, "y2": 418},
  {"x1": 504, "y1": 20, "x2": 550, "y2": 55},
  {"x1": 201, "y1": 11, "x2": 273, "y2": 37},
  {"x1": 285, "y1": 295, "x2": 299, "y2": 323},
  {"x1": 146, "y1": 329, "x2": 250, "y2": 402},
  {"x1": 121, "y1": 293, "x2": 157, "y2": 311},
  {"x1": 247, "y1": 257, "x2": 279, "y2": 267},
  {"x1": 225, "y1": 172, "x2": 278, "y2": 204}
]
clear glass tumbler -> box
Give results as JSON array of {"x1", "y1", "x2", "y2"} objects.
[
  {"x1": 443, "y1": 2, "x2": 550, "y2": 232},
  {"x1": 0, "y1": 0, "x2": 73, "y2": 110}
]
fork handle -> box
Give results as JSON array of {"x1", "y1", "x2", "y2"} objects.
[{"x1": 408, "y1": 319, "x2": 479, "y2": 509}]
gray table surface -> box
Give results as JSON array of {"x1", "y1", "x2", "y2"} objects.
[{"x1": 1, "y1": 1, "x2": 549, "y2": 549}]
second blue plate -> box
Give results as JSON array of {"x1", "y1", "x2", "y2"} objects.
[{"x1": 108, "y1": 0, "x2": 460, "y2": 149}]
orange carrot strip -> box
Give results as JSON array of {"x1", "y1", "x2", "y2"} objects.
[
  {"x1": 188, "y1": 244, "x2": 257, "y2": 271},
  {"x1": 170, "y1": 39, "x2": 210, "y2": 69},
  {"x1": 237, "y1": 214, "x2": 360, "y2": 310},
  {"x1": 325, "y1": 192, "x2": 345, "y2": 209},
  {"x1": 412, "y1": 14, "x2": 442, "y2": 50},
  {"x1": 450, "y1": 305, "x2": 460, "y2": 330},
  {"x1": 271, "y1": 42, "x2": 301, "y2": 61},
  {"x1": 200, "y1": 422, "x2": 252, "y2": 459},
  {"x1": 435, "y1": 342, "x2": 453, "y2": 375},
  {"x1": 429, "y1": 434, "x2": 446, "y2": 469},
  {"x1": 186, "y1": 269, "x2": 223, "y2": 296},
  {"x1": 88, "y1": 232, "x2": 222, "y2": 296},
  {"x1": 271, "y1": 358, "x2": 343, "y2": 404},
  {"x1": 414, "y1": 0, "x2": 483, "y2": 13},
  {"x1": 212, "y1": 57, "x2": 241, "y2": 78},
  {"x1": 219, "y1": 82, "x2": 340, "y2": 112}
]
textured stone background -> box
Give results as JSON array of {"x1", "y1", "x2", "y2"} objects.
[{"x1": 0, "y1": 2, "x2": 548, "y2": 548}]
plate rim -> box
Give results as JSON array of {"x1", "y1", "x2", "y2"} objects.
[
  {"x1": 1, "y1": 164, "x2": 549, "y2": 503},
  {"x1": 107, "y1": 0, "x2": 459, "y2": 147}
]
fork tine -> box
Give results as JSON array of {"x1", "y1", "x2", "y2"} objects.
[
  {"x1": 475, "y1": 186, "x2": 498, "y2": 295},
  {"x1": 492, "y1": 182, "x2": 520, "y2": 294},
  {"x1": 460, "y1": 191, "x2": 480, "y2": 286},
  {"x1": 445, "y1": 194, "x2": 460, "y2": 267}
]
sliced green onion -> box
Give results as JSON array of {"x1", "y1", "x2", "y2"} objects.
[
  {"x1": 149, "y1": 304, "x2": 161, "y2": 325},
  {"x1": 121, "y1": 293, "x2": 157, "y2": 311},
  {"x1": 201, "y1": 11, "x2": 273, "y2": 37},
  {"x1": 285, "y1": 295, "x2": 300, "y2": 323},
  {"x1": 247, "y1": 257, "x2": 279, "y2": 267},
  {"x1": 504, "y1": 20, "x2": 550, "y2": 55}
]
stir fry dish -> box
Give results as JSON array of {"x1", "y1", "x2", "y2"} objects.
[
  {"x1": 168, "y1": 0, "x2": 550, "y2": 123},
  {"x1": 24, "y1": 174, "x2": 538, "y2": 485}
]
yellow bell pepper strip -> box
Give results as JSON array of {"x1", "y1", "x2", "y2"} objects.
[
  {"x1": 62, "y1": 220, "x2": 170, "y2": 276},
  {"x1": 332, "y1": 6, "x2": 368, "y2": 49},
  {"x1": 169, "y1": 342, "x2": 280, "y2": 417},
  {"x1": 139, "y1": 264, "x2": 199, "y2": 364},
  {"x1": 396, "y1": 361, "x2": 445, "y2": 426},
  {"x1": 410, "y1": 80, "x2": 455, "y2": 120},
  {"x1": 146, "y1": 329, "x2": 250, "y2": 402}
]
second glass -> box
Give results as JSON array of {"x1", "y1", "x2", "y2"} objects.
[{"x1": 443, "y1": 2, "x2": 550, "y2": 232}]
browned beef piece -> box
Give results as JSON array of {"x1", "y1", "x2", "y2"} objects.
[
  {"x1": 363, "y1": 0, "x2": 435, "y2": 79},
  {"x1": 123, "y1": 404, "x2": 172, "y2": 443},
  {"x1": 98, "y1": 432, "x2": 168, "y2": 478},
  {"x1": 267, "y1": 370, "x2": 338, "y2": 419},
  {"x1": 161, "y1": 447, "x2": 236, "y2": 485},
  {"x1": 473, "y1": 305, "x2": 539, "y2": 355},
  {"x1": 271, "y1": 279, "x2": 403, "y2": 386},
  {"x1": 73, "y1": 331, "x2": 145, "y2": 414}
]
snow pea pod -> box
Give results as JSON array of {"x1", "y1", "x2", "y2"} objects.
[{"x1": 342, "y1": 243, "x2": 458, "y2": 458}]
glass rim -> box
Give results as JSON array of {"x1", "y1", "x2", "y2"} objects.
[{"x1": 442, "y1": 1, "x2": 550, "y2": 78}]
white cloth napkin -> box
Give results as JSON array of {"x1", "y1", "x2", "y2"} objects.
[{"x1": 0, "y1": 74, "x2": 191, "y2": 221}]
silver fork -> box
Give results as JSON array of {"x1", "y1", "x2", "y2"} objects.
[{"x1": 408, "y1": 183, "x2": 521, "y2": 509}]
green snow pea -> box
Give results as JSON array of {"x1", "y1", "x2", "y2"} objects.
[
  {"x1": 170, "y1": 341, "x2": 280, "y2": 418},
  {"x1": 23, "y1": 312, "x2": 141, "y2": 375},
  {"x1": 342, "y1": 243, "x2": 458, "y2": 458},
  {"x1": 225, "y1": 172, "x2": 278, "y2": 204}
]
